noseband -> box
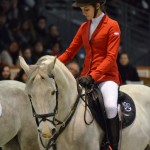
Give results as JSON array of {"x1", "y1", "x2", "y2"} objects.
[{"x1": 28, "y1": 74, "x2": 81, "y2": 150}]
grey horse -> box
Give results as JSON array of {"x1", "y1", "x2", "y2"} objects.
[
  {"x1": 20, "y1": 55, "x2": 150, "y2": 150},
  {"x1": 0, "y1": 80, "x2": 40, "y2": 150}
]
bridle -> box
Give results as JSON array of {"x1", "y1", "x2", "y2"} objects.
[
  {"x1": 28, "y1": 73, "x2": 81, "y2": 150},
  {"x1": 29, "y1": 74, "x2": 60, "y2": 127}
]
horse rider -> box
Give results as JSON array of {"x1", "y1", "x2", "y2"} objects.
[{"x1": 58, "y1": 0, "x2": 121, "y2": 149}]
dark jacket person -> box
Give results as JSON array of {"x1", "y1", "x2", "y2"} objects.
[{"x1": 118, "y1": 52, "x2": 140, "y2": 84}]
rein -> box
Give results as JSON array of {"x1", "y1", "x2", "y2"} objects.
[
  {"x1": 80, "y1": 85, "x2": 95, "y2": 125},
  {"x1": 28, "y1": 74, "x2": 82, "y2": 150}
]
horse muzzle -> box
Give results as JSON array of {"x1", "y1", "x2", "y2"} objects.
[
  {"x1": 41, "y1": 133, "x2": 52, "y2": 139},
  {"x1": 38, "y1": 123, "x2": 57, "y2": 139}
]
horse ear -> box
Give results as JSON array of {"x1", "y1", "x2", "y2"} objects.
[
  {"x1": 47, "y1": 57, "x2": 57, "y2": 72},
  {"x1": 19, "y1": 56, "x2": 30, "y2": 74}
]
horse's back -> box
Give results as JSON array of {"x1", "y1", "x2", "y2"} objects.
[
  {"x1": 120, "y1": 84, "x2": 150, "y2": 150},
  {"x1": 0, "y1": 80, "x2": 28, "y2": 124},
  {"x1": 120, "y1": 84, "x2": 150, "y2": 92},
  {"x1": 120, "y1": 84, "x2": 150, "y2": 125},
  {"x1": 0, "y1": 80, "x2": 25, "y2": 94},
  {"x1": 120, "y1": 84, "x2": 150, "y2": 104}
]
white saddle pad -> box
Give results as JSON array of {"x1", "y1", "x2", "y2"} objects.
[{"x1": 0, "y1": 104, "x2": 2, "y2": 117}]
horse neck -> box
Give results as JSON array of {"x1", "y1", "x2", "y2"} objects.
[{"x1": 53, "y1": 64, "x2": 78, "y2": 121}]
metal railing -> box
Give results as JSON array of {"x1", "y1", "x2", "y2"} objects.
[{"x1": 106, "y1": 1, "x2": 150, "y2": 65}]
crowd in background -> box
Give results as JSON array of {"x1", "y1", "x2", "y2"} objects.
[
  {"x1": 0, "y1": 0, "x2": 63, "y2": 66},
  {"x1": 0, "y1": 0, "x2": 141, "y2": 84}
]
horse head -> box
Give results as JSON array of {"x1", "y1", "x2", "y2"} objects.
[{"x1": 19, "y1": 56, "x2": 78, "y2": 148}]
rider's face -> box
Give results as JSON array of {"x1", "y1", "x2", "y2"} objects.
[{"x1": 80, "y1": 5, "x2": 95, "y2": 20}]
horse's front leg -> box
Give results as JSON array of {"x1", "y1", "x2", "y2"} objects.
[
  {"x1": 18, "y1": 126, "x2": 40, "y2": 150},
  {"x1": 2, "y1": 136, "x2": 21, "y2": 150},
  {"x1": 145, "y1": 145, "x2": 150, "y2": 150}
]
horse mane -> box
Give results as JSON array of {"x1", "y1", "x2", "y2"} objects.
[
  {"x1": 36, "y1": 55, "x2": 76, "y2": 83},
  {"x1": 26, "y1": 55, "x2": 76, "y2": 92}
]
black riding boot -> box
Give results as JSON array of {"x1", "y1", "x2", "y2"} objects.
[{"x1": 107, "y1": 115, "x2": 119, "y2": 150}]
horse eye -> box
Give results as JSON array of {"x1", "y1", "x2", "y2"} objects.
[{"x1": 51, "y1": 91, "x2": 56, "y2": 95}]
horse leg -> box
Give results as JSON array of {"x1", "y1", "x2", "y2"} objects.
[
  {"x1": 2, "y1": 136, "x2": 21, "y2": 150},
  {"x1": 17, "y1": 126, "x2": 40, "y2": 150}
]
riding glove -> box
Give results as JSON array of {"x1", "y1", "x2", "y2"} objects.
[{"x1": 79, "y1": 75, "x2": 94, "y2": 87}]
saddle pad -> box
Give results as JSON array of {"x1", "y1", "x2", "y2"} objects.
[{"x1": 118, "y1": 92, "x2": 136, "y2": 128}]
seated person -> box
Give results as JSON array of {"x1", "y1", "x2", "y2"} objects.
[
  {"x1": 0, "y1": 65, "x2": 11, "y2": 80},
  {"x1": 0, "y1": 40, "x2": 20, "y2": 66},
  {"x1": 118, "y1": 52, "x2": 140, "y2": 84},
  {"x1": 66, "y1": 61, "x2": 81, "y2": 79},
  {"x1": 14, "y1": 69, "x2": 27, "y2": 83}
]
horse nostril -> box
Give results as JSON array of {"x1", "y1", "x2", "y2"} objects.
[{"x1": 52, "y1": 128, "x2": 56, "y2": 135}]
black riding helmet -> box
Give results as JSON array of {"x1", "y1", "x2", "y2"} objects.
[
  {"x1": 72, "y1": 0, "x2": 106, "y2": 7},
  {"x1": 72, "y1": 0, "x2": 106, "y2": 18}
]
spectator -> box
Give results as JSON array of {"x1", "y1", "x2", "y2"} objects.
[
  {"x1": 45, "y1": 24, "x2": 63, "y2": 50},
  {"x1": 18, "y1": 0, "x2": 36, "y2": 20},
  {"x1": 0, "y1": 65, "x2": 11, "y2": 80},
  {"x1": 66, "y1": 61, "x2": 81, "y2": 78},
  {"x1": 14, "y1": 69, "x2": 27, "y2": 83},
  {"x1": 20, "y1": 19, "x2": 35, "y2": 46},
  {"x1": 33, "y1": 0, "x2": 45, "y2": 16},
  {"x1": 31, "y1": 40, "x2": 45, "y2": 63},
  {"x1": 7, "y1": 19, "x2": 22, "y2": 44},
  {"x1": 0, "y1": 0, "x2": 11, "y2": 16},
  {"x1": 21, "y1": 46, "x2": 32, "y2": 64},
  {"x1": 0, "y1": 13, "x2": 9, "y2": 51},
  {"x1": 118, "y1": 52, "x2": 140, "y2": 84},
  {"x1": 34, "y1": 16, "x2": 47, "y2": 41},
  {"x1": 48, "y1": 42, "x2": 62, "y2": 56},
  {"x1": 9, "y1": 0, "x2": 20, "y2": 20},
  {"x1": 0, "y1": 0, "x2": 19, "y2": 20},
  {"x1": 0, "y1": 40, "x2": 20, "y2": 66}
]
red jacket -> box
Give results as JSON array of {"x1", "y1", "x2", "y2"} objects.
[{"x1": 58, "y1": 14, "x2": 121, "y2": 85}]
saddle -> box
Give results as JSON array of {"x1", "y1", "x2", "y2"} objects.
[{"x1": 85, "y1": 85, "x2": 136, "y2": 130}]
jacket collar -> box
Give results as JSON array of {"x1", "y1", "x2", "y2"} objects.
[
  {"x1": 85, "y1": 14, "x2": 108, "y2": 44},
  {"x1": 91, "y1": 12, "x2": 105, "y2": 25}
]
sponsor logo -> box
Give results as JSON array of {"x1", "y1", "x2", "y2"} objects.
[
  {"x1": 114, "y1": 32, "x2": 119, "y2": 35},
  {"x1": 122, "y1": 102, "x2": 132, "y2": 112}
]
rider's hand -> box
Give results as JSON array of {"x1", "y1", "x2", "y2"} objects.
[{"x1": 78, "y1": 75, "x2": 94, "y2": 87}]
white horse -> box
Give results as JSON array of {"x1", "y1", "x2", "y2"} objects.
[
  {"x1": 0, "y1": 80, "x2": 40, "y2": 150},
  {"x1": 20, "y1": 55, "x2": 150, "y2": 150}
]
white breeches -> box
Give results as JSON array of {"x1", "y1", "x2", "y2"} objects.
[{"x1": 98, "y1": 81, "x2": 119, "y2": 119}]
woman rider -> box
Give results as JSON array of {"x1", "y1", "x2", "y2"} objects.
[{"x1": 58, "y1": 0, "x2": 121, "y2": 150}]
